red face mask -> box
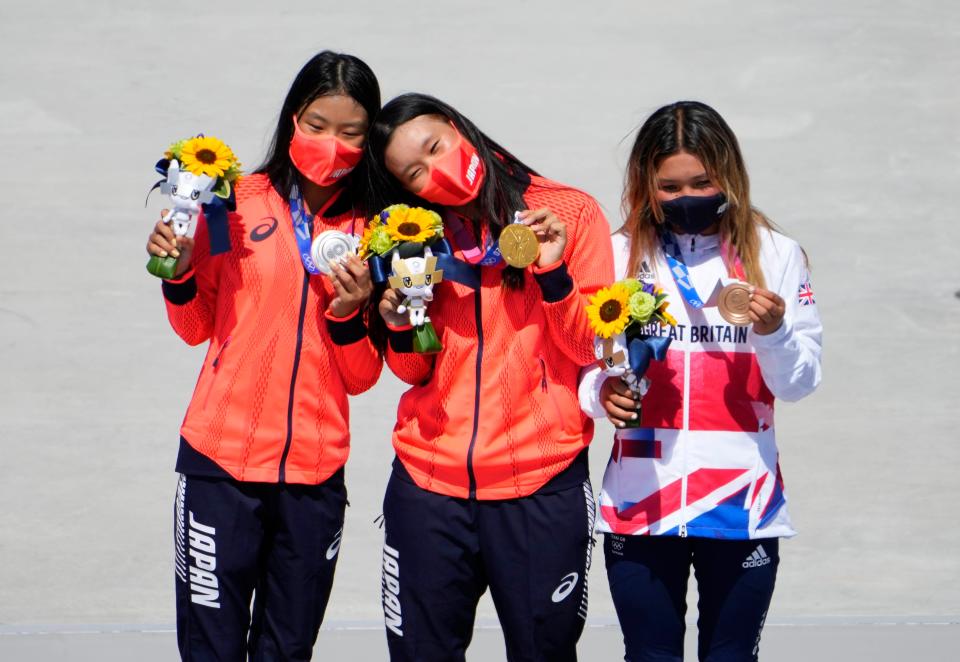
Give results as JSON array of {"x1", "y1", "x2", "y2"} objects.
[
  {"x1": 416, "y1": 129, "x2": 485, "y2": 206},
  {"x1": 288, "y1": 116, "x2": 363, "y2": 187}
]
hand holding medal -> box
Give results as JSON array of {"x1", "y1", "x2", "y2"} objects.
[
  {"x1": 717, "y1": 282, "x2": 753, "y2": 326},
  {"x1": 311, "y1": 230, "x2": 359, "y2": 275},
  {"x1": 326, "y1": 253, "x2": 373, "y2": 319},
  {"x1": 510, "y1": 208, "x2": 567, "y2": 268},
  {"x1": 662, "y1": 232, "x2": 784, "y2": 332},
  {"x1": 716, "y1": 281, "x2": 785, "y2": 333},
  {"x1": 744, "y1": 286, "x2": 786, "y2": 335},
  {"x1": 498, "y1": 212, "x2": 539, "y2": 268}
]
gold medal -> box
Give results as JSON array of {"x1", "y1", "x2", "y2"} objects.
[
  {"x1": 498, "y1": 223, "x2": 539, "y2": 268},
  {"x1": 718, "y1": 282, "x2": 752, "y2": 326}
]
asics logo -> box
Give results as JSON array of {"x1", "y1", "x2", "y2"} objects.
[
  {"x1": 551, "y1": 572, "x2": 579, "y2": 603},
  {"x1": 250, "y1": 217, "x2": 279, "y2": 242},
  {"x1": 326, "y1": 529, "x2": 343, "y2": 560}
]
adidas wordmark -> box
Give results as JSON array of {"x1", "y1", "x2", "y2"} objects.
[{"x1": 742, "y1": 544, "x2": 772, "y2": 569}]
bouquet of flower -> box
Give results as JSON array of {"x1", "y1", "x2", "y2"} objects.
[
  {"x1": 586, "y1": 278, "x2": 676, "y2": 424},
  {"x1": 146, "y1": 135, "x2": 241, "y2": 279},
  {"x1": 363, "y1": 205, "x2": 446, "y2": 354}
]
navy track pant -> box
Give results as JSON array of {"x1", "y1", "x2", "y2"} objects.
[
  {"x1": 604, "y1": 534, "x2": 779, "y2": 662},
  {"x1": 174, "y1": 471, "x2": 347, "y2": 661},
  {"x1": 381, "y1": 462, "x2": 596, "y2": 662}
]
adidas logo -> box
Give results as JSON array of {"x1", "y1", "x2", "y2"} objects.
[{"x1": 741, "y1": 544, "x2": 772, "y2": 569}]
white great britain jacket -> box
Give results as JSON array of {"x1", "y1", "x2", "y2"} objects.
[{"x1": 579, "y1": 228, "x2": 822, "y2": 540}]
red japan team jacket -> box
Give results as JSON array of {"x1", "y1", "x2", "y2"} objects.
[{"x1": 161, "y1": 173, "x2": 381, "y2": 484}]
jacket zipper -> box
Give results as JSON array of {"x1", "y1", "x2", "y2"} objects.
[
  {"x1": 211, "y1": 335, "x2": 232, "y2": 368},
  {"x1": 538, "y1": 355, "x2": 566, "y2": 423},
  {"x1": 466, "y1": 284, "x2": 483, "y2": 498},
  {"x1": 201, "y1": 336, "x2": 232, "y2": 410},
  {"x1": 679, "y1": 332, "x2": 691, "y2": 537},
  {"x1": 279, "y1": 270, "x2": 311, "y2": 482}
]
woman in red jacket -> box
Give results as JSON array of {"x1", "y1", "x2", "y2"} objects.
[
  {"x1": 145, "y1": 51, "x2": 382, "y2": 660},
  {"x1": 366, "y1": 93, "x2": 614, "y2": 662}
]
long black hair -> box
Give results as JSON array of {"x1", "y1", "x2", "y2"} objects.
[
  {"x1": 365, "y1": 93, "x2": 538, "y2": 290},
  {"x1": 255, "y1": 51, "x2": 381, "y2": 200}
]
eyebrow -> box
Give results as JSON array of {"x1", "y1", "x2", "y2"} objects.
[
  {"x1": 421, "y1": 134, "x2": 436, "y2": 152},
  {"x1": 400, "y1": 135, "x2": 436, "y2": 176},
  {"x1": 403, "y1": 159, "x2": 421, "y2": 177},
  {"x1": 304, "y1": 111, "x2": 366, "y2": 129},
  {"x1": 658, "y1": 172, "x2": 710, "y2": 183}
]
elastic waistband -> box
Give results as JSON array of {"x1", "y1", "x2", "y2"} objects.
[{"x1": 391, "y1": 446, "x2": 590, "y2": 500}]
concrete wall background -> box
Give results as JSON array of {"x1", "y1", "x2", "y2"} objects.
[{"x1": 1, "y1": 0, "x2": 958, "y2": 628}]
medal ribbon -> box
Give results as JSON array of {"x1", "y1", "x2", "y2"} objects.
[
  {"x1": 660, "y1": 231, "x2": 747, "y2": 309},
  {"x1": 203, "y1": 194, "x2": 235, "y2": 256},
  {"x1": 289, "y1": 182, "x2": 355, "y2": 275},
  {"x1": 366, "y1": 234, "x2": 480, "y2": 289},
  {"x1": 367, "y1": 239, "x2": 479, "y2": 289},
  {"x1": 445, "y1": 213, "x2": 506, "y2": 268},
  {"x1": 722, "y1": 240, "x2": 747, "y2": 280},
  {"x1": 289, "y1": 182, "x2": 321, "y2": 274}
]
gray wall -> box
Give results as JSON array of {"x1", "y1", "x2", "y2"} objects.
[{"x1": 1, "y1": 0, "x2": 957, "y2": 627}]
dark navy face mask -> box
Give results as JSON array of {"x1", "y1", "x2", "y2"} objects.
[{"x1": 661, "y1": 193, "x2": 728, "y2": 235}]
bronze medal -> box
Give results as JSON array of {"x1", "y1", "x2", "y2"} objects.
[
  {"x1": 718, "y1": 282, "x2": 752, "y2": 326},
  {"x1": 498, "y1": 223, "x2": 539, "y2": 268}
]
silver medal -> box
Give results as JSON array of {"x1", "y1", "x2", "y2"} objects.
[{"x1": 310, "y1": 231, "x2": 359, "y2": 275}]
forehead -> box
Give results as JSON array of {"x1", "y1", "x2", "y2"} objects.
[
  {"x1": 301, "y1": 94, "x2": 368, "y2": 125},
  {"x1": 656, "y1": 151, "x2": 707, "y2": 179},
  {"x1": 384, "y1": 115, "x2": 452, "y2": 169}
]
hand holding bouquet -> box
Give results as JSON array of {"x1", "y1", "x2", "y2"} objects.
[
  {"x1": 146, "y1": 135, "x2": 241, "y2": 279},
  {"x1": 364, "y1": 205, "x2": 445, "y2": 354},
  {"x1": 587, "y1": 279, "x2": 676, "y2": 424}
]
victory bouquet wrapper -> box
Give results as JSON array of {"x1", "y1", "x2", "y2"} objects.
[
  {"x1": 362, "y1": 205, "x2": 445, "y2": 354},
  {"x1": 587, "y1": 279, "x2": 676, "y2": 427},
  {"x1": 146, "y1": 135, "x2": 241, "y2": 279}
]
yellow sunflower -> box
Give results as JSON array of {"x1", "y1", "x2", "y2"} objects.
[
  {"x1": 358, "y1": 226, "x2": 374, "y2": 259},
  {"x1": 179, "y1": 136, "x2": 236, "y2": 178},
  {"x1": 657, "y1": 302, "x2": 678, "y2": 327},
  {"x1": 384, "y1": 206, "x2": 442, "y2": 244},
  {"x1": 357, "y1": 217, "x2": 383, "y2": 259},
  {"x1": 164, "y1": 138, "x2": 187, "y2": 161},
  {"x1": 586, "y1": 284, "x2": 632, "y2": 338}
]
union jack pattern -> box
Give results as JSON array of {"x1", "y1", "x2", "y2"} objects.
[
  {"x1": 586, "y1": 228, "x2": 823, "y2": 541},
  {"x1": 598, "y1": 428, "x2": 790, "y2": 539},
  {"x1": 798, "y1": 279, "x2": 816, "y2": 306}
]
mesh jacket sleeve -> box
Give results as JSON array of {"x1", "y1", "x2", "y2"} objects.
[
  {"x1": 534, "y1": 197, "x2": 615, "y2": 366},
  {"x1": 325, "y1": 308, "x2": 384, "y2": 395},
  {"x1": 384, "y1": 325, "x2": 435, "y2": 385},
  {"x1": 161, "y1": 215, "x2": 221, "y2": 347}
]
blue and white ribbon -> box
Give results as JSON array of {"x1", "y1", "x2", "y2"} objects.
[
  {"x1": 660, "y1": 231, "x2": 707, "y2": 309},
  {"x1": 289, "y1": 182, "x2": 323, "y2": 274}
]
